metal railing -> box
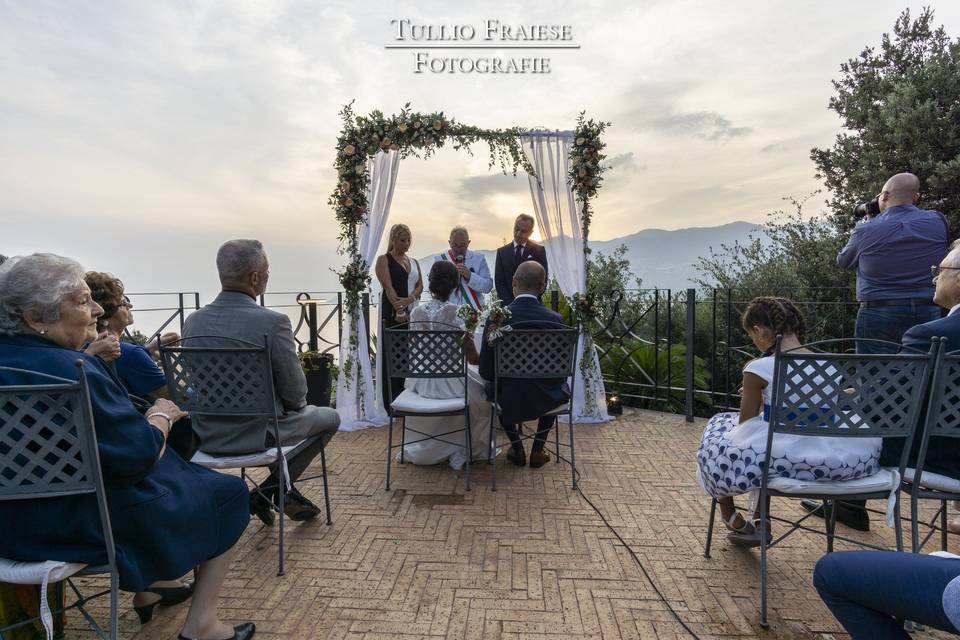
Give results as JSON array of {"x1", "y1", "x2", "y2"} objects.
[
  {"x1": 593, "y1": 287, "x2": 860, "y2": 420},
  {"x1": 128, "y1": 287, "x2": 861, "y2": 420}
]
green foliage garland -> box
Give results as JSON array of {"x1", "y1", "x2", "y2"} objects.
[
  {"x1": 566, "y1": 113, "x2": 611, "y2": 415},
  {"x1": 331, "y1": 102, "x2": 534, "y2": 392}
]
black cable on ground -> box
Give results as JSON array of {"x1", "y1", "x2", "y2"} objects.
[{"x1": 572, "y1": 474, "x2": 702, "y2": 639}]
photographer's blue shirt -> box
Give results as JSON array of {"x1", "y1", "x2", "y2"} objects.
[{"x1": 837, "y1": 204, "x2": 948, "y2": 302}]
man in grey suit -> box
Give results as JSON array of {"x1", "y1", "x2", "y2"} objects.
[{"x1": 183, "y1": 239, "x2": 340, "y2": 524}]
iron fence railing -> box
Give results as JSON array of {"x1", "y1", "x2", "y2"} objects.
[{"x1": 128, "y1": 287, "x2": 862, "y2": 420}]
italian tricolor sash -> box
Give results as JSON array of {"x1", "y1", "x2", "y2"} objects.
[{"x1": 440, "y1": 250, "x2": 483, "y2": 311}]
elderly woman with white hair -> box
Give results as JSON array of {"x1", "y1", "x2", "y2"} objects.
[{"x1": 0, "y1": 254, "x2": 255, "y2": 640}]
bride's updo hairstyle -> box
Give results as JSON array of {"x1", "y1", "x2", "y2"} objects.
[
  {"x1": 741, "y1": 296, "x2": 807, "y2": 343},
  {"x1": 428, "y1": 261, "x2": 460, "y2": 302}
]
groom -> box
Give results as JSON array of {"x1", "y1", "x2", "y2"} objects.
[
  {"x1": 480, "y1": 261, "x2": 570, "y2": 468},
  {"x1": 494, "y1": 213, "x2": 548, "y2": 304},
  {"x1": 434, "y1": 226, "x2": 492, "y2": 311}
]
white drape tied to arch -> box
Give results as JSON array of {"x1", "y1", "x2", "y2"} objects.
[
  {"x1": 520, "y1": 132, "x2": 610, "y2": 423},
  {"x1": 335, "y1": 150, "x2": 398, "y2": 431}
]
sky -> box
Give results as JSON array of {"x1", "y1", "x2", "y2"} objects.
[{"x1": 3, "y1": 0, "x2": 960, "y2": 300}]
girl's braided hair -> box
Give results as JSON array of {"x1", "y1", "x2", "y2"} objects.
[{"x1": 741, "y1": 296, "x2": 807, "y2": 344}]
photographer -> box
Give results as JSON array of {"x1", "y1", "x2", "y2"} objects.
[
  {"x1": 837, "y1": 172, "x2": 948, "y2": 354},
  {"x1": 804, "y1": 172, "x2": 949, "y2": 532}
]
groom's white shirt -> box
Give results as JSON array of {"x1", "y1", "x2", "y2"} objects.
[{"x1": 434, "y1": 249, "x2": 493, "y2": 306}]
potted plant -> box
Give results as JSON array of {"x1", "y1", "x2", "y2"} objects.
[{"x1": 299, "y1": 351, "x2": 334, "y2": 407}]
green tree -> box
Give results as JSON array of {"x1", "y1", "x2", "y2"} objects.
[
  {"x1": 693, "y1": 194, "x2": 853, "y2": 296},
  {"x1": 811, "y1": 8, "x2": 960, "y2": 232}
]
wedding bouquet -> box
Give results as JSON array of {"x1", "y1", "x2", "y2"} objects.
[
  {"x1": 457, "y1": 305, "x2": 480, "y2": 333},
  {"x1": 482, "y1": 296, "x2": 512, "y2": 344}
]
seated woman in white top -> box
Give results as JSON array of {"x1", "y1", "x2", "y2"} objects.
[
  {"x1": 397, "y1": 261, "x2": 493, "y2": 469},
  {"x1": 695, "y1": 297, "x2": 881, "y2": 545}
]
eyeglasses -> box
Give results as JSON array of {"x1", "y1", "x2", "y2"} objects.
[
  {"x1": 931, "y1": 265, "x2": 960, "y2": 277},
  {"x1": 120, "y1": 297, "x2": 133, "y2": 309}
]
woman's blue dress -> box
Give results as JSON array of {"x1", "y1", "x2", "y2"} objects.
[{"x1": 0, "y1": 334, "x2": 249, "y2": 592}]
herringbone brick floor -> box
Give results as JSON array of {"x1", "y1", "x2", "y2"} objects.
[{"x1": 62, "y1": 409, "x2": 957, "y2": 639}]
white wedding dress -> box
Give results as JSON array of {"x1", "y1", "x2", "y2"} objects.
[{"x1": 396, "y1": 298, "x2": 494, "y2": 469}]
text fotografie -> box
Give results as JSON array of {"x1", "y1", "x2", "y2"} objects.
[{"x1": 387, "y1": 19, "x2": 578, "y2": 74}]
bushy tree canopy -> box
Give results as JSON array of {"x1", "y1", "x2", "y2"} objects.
[
  {"x1": 694, "y1": 195, "x2": 852, "y2": 296},
  {"x1": 811, "y1": 8, "x2": 960, "y2": 232}
]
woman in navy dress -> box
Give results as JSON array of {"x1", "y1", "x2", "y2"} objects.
[{"x1": 0, "y1": 254, "x2": 254, "y2": 640}]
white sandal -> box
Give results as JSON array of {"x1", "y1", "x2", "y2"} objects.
[{"x1": 723, "y1": 510, "x2": 756, "y2": 535}]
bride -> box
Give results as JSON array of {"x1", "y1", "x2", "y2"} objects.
[{"x1": 397, "y1": 260, "x2": 493, "y2": 469}]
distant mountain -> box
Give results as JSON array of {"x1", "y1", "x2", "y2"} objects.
[
  {"x1": 423, "y1": 221, "x2": 760, "y2": 291},
  {"x1": 589, "y1": 221, "x2": 761, "y2": 290}
]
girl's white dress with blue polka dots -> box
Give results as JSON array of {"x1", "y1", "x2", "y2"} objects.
[{"x1": 696, "y1": 356, "x2": 882, "y2": 498}]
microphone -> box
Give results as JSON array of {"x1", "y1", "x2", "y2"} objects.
[{"x1": 455, "y1": 254, "x2": 465, "y2": 265}]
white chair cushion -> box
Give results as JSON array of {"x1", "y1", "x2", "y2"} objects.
[
  {"x1": 0, "y1": 558, "x2": 85, "y2": 585},
  {"x1": 0, "y1": 558, "x2": 86, "y2": 638},
  {"x1": 902, "y1": 467, "x2": 960, "y2": 493},
  {"x1": 190, "y1": 441, "x2": 303, "y2": 469},
  {"x1": 391, "y1": 389, "x2": 465, "y2": 413},
  {"x1": 768, "y1": 468, "x2": 898, "y2": 495}
]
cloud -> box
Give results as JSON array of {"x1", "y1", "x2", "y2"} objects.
[
  {"x1": 606, "y1": 152, "x2": 646, "y2": 173},
  {"x1": 761, "y1": 141, "x2": 788, "y2": 153},
  {"x1": 648, "y1": 111, "x2": 752, "y2": 141}
]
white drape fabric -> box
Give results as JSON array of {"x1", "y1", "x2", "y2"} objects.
[
  {"x1": 520, "y1": 132, "x2": 610, "y2": 423},
  {"x1": 335, "y1": 150, "x2": 399, "y2": 430}
]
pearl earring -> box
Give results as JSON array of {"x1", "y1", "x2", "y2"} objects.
[{"x1": 39, "y1": 328, "x2": 47, "y2": 335}]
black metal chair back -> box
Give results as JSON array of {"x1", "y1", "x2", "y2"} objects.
[
  {"x1": 384, "y1": 322, "x2": 467, "y2": 386},
  {"x1": 766, "y1": 341, "x2": 933, "y2": 452},
  {"x1": 908, "y1": 339, "x2": 960, "y2": 552},
  {"x1": 160, "y1": 335, "x2": 317, "y2": 577},
  {"x1": 753, "y1": 337, "x2": 937, "y2": 627},
  {"x1": 383, "y1": 321, "x2": 471, "y2": 491},
  {"x1": 0, "y1": 363, "x2": 118, "y2": 638},
  {"x1": 493, "y1": 322, "x2": 579, "y2": 380},
  {"x1": 159, "y1": 335, "x2": 277, "y2": 420},
  {"x1": 490, "y1": 320, "x2": 581, "y2": 490}
]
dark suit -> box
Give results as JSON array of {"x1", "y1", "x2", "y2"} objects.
[
  {"x1": 479, "y1": 295, "x2": 569, "y2": 451},
  {"x1": 494, "y1": 241, "x2": 548, "y2": 304},
  {"x1": 880, "y1": 311, "x2": 960, "y2": 477}
]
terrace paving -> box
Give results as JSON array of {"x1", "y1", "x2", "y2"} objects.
[{"x1": 64, "y1": 409, "x2": 956, "y2": 639}]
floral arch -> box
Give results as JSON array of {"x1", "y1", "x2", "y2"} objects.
[{"x1": 329, "y1": 102, "x2": 611, "y2": 430}]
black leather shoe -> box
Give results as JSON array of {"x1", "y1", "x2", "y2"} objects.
[
  {"x1": 134, "y1": 583, "x2": 194, "y2": 623},
  {"x1": 249, "y1": 491, "x2": 275, "y2": 526},
  {"x1": 506, "y1": 447, "x2": 526, "y2": 467},
  {"x1": 528, "y1": 450, "x2": 551, "y2": 469},
  {"x1": 179, "y1": 622, "x2": 255, "y2": 640},
  {"x1": 800, "y1": 499, "x2": 870, "y2": 531},
  {"x1": 283, "y1": 488, "x2": 320, "y2": 521}
]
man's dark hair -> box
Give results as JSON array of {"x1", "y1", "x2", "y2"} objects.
[{"x1": 428, "y1": 261, "x2": 460, "y2": 301}]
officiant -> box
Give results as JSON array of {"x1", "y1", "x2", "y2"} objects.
[
  {"x1": 433, "y1": 226, "x2": 492, "y2": 311},
  {"x1": 494, "y1": 213, "x2": 548, "y2": 304}
]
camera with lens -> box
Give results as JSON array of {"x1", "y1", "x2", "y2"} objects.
[{"x1": 853, "y1": 198, "x2": 881, "y2": 220}]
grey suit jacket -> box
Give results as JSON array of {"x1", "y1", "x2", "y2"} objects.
[{"x1": 182, "y1": 291, "x2": 312, "y2": 455}]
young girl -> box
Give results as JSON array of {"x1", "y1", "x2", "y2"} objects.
[{"x1": 696, "y1": 297, "x2": 881, "y2": 545}]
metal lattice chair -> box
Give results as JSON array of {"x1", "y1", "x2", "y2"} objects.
[
  {"x1": 705, "y1": 338, "x2": 937, "y2": 628},
  {"x1": 489, "y1": 321, "x2": 580, "y2": 491},
  {"x1": 904, "y1": 339, "x2": 960, "y2": 553},
  {"x1": 159, "y1": 335, "x2": 331, "y2": 577},
  {"x1": 0, "y1": 363, "x2": 118, "y2": 640},
  {"x1": 384, "y1": 322, "x2": 472, "y2": 491}
]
